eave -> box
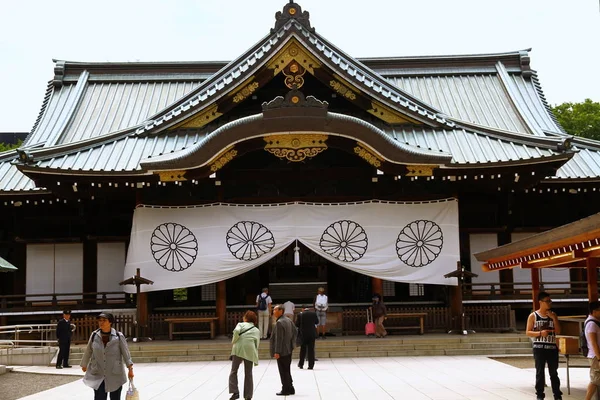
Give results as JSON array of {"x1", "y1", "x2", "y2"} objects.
[{"x1": 474, "y1": 212, "x2": 600, "y2": 271}]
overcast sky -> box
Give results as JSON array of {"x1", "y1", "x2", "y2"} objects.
[{"x1": 1, "y1": 0, "x2": 599, "y2": 132}]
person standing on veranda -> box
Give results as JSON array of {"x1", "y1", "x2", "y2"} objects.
[
  {"x1": 283, "y1": 300, "x2": 295, "y2": 322},
  {"x1": 314, "y1": 287, "x2": 328, "y2": 339},
  {"x1": 256, "y1": 287, "x2": 272, "y2": 340},
  {"x1": 370, "y1": 293, "x2": 387, "y2": 338}
]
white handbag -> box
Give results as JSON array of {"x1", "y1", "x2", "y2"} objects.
[{"x1": 126, "y1": 378, "x2": 139, "y2": 400}]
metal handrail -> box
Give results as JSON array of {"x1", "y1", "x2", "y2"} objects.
[{"x1": 0, "y1": 323, "x2": 76, "y2": 347}]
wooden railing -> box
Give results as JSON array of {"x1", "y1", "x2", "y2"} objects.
[
  {"x1": 341, "y1": 305, "x2": 515, "y2": 334},
  {"x1": 0, "y1": 292, "x2": 132, "y2": 311},
  {"x1": 462, "y1": 280, "x2": 593, "y2": 301},
  {"x1": 70, "y1": 315, "x2": 135, "y2": 343}
]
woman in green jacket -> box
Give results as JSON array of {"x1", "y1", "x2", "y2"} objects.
[{"x1": 229, "y1": 310, "x2": 260, "y2": 400}]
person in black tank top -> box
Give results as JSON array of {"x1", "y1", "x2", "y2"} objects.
[{"x1": 526, "y1": 291, "x2": 563, "y2": 400}]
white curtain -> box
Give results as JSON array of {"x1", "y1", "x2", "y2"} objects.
[{"x1": 124, "y1": 200, "x2": 460, "y2": 293}]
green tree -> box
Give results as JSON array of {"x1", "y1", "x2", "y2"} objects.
[
  {"x1": 0, "y1": 140, "x2": 22, "y2": 152},
  {"x1": 552, "y1": 99, "x2": 600, "y2": 140}
]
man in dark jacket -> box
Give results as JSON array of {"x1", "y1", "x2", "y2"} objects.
[
  {"x1": 270, "y1": 304, "x2": 297, "y2": 396},
  {"x1": 56, "y1": 310, "x2": 73, "y2": 369},
  {"x1": 296, "y1": 305, "x2": 319, "y2": 370}
]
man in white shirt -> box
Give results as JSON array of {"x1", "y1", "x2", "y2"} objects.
[
  {"x1": 283, "y1": 300, "x2": 295, "y2": 322},
  {"x1": 314, "y1": 287, "x2": 328, "y2": 339},
  {"x1": 256, "y1": 287, "x2": 273, "y2": 339}
]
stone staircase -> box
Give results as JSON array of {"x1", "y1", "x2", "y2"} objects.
[{"x1": 68, "y1": 333, "x2": 533, "y2": 365}]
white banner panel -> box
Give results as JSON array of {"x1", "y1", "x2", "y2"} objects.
[
  {"x1": 124, "y1": 200, "x2": 460, "y2": 292},
  {"x1": 54, "y1": 243, "x2": 83, "y2": 300},
  {"x1": 97, "y1": 242, "x2": 127, "y2": 299},
  {"x1": 26, "y1": 244, "x2": 54, "y2": 301}
]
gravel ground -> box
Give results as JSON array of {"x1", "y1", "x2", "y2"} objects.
[{"x1": 0, "y1": 372, "x2": 80, "y2": 400}]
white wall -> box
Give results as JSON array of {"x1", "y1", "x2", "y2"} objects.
[{"x1": 469, "y1": 233, "x2": 499, "y2": 290}]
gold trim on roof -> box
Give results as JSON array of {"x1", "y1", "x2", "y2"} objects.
[
  {"x1": 368, "y1": 101, "x2": 416, "y2": 124},
  {"x1": 406, "y1": 165, "x2": 436, "y2": 176},
  {"x1": 330, "y1": 79, "x2": 357, "y2": 101},
  {"x1": 175, "y1": 104, "x2": 223, "y2": 129},
  {"x1": 157, "y1": 170, "x2": 187, "y2": 182},
  {"x1": 210, "y1": 148, "x2": 238, "y2": 172},
  {"x1": 266, "y1": 39, "x2": 321, "y2": 76},
  {"x1": 264, "y1": 134, "x2": 328, "y2": 162},
  {"x1": 354, "y1": 144, "x2": 382, "y2": 168}
]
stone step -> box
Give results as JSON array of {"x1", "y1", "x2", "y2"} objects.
[{"x1": 69, "y1": 334, "x2": 532, "y2": 364}]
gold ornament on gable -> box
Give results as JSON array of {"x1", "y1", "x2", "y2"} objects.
[
  {"x1": 283, "y1": 61, "x2": 306, "y2": 89},
  {"x1": 330, "y1": 80, "x2": 357, "y2": 101},
  {"x1": 353, "y1": 145, "x2": 382, "y2": 168},
  {"x1": 210, "y1": 149, "x2": 238, "y2": 172},
  {"x1": 406, "y1": 165, "x2": 436, "y2": 177},
  {"x1": 157, "y1": 170, "x2": 187, "y2": 182},
  {"x1": 264, "y1": 134, "x2": 328, "y2": 162},
  {"x1": 266, "y1": 39, "x2": 321, "y2": 76},
  {"x1": 232, "y1": 82, "x2": 259, "y2": 103},
  {"x1": 176, "y1": 104, "x2": 222, "y2": 129}
]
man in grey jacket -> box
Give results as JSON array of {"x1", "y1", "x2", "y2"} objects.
[{"x1": 270, "y1": 304, "x2": 297, "y2": 396}]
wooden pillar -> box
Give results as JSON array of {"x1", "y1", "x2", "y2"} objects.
[
  {"x1": 83, "y1": 239, "x2": 97, "y2": 305},
  {"x1": 531, "y1": 268, "x2": 540, "y2": 310},
  {"x1": 371, "y1": 277, "x2": 383, "y2": 298},
  {"x1": 587, "y1": 258, "x2": 598, "y2": 302},
  {"x1": 216, "y1": 280, "x2": 227, "y2": 335}
]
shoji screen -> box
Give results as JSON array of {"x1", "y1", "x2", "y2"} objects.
[
  {"x1": 26, "y1": 243, "x2": 83, "y2": 300},
  {"x1": 97, "y1": 242, "x2": 126, "y2": 299}
]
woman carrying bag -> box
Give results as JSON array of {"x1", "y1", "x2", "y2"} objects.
[
  {"x1": 80, "y1": 312, "x2": 134, "y2": 400},
  {"x1": 229, "y1": 310, "x2": 260, "y2": 400}
]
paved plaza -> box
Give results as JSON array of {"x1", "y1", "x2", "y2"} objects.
[{"x1": 9, "y1": 355, "x2": 592, "y2": 400}]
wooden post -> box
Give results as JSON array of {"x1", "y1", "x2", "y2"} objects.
[
  {"x1": 216, "y1": 280, "x2": 227, "y2": 335},
  {"x1": 371, "y1": 277, "x2": 383, "y2": 298},
  {"x1": 531, "y1": 267, "x2": 540, "y2": 310},
  {"x1": 587, "y1": 258, "x2": 598, "y2": 302}
]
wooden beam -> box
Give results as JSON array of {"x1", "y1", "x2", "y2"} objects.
[
  {"x1": 587, "y1": 258, "x2": 599, "y2": 302},
  {"x1": 520, "y1": 252, "x2": 586, "y2": 269},
  {"x1": 531, "y1": 268, "x2": 540, "y2": 311},
  {"x1": 216, "y1": 280, "x2": 226, "y2": 335},
  {"x1": 372, "y1": 277, "x2": 383, "y2": 298}
]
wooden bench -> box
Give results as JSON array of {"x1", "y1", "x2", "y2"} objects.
[
  {"x1": 164, "y1": 317, "x2": 219, "y2": 340},
  {"x1": 385, "y1": 313, "x2": 427, "y2": 335}
]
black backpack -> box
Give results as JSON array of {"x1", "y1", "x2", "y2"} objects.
[
  {"x1": 580, "y1": 319, "x2": 600, "y2": 356},
  {"x1": 257, "y1": 294, "x2": 268, "y2": 311}
]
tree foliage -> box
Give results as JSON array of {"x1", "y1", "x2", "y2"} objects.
[
  {"x1": 552, "y1": 99, "x2": 600, "y2": 141},
  {"x1": 0, "y1": 140, "x2": 22, "y2": 153}
]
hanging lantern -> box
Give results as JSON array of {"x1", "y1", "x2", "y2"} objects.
[{"x1": 294, "y1": 240, "x2": 300, "y2": 266}]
